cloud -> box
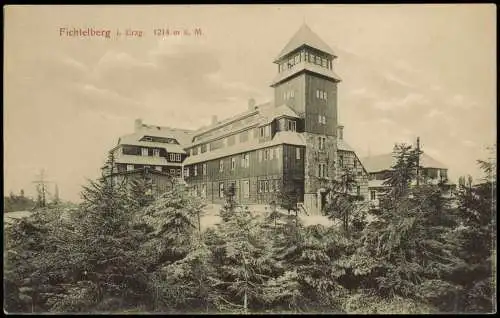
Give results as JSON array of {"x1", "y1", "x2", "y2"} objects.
[
  {"x1": 426, "y1": 108, "x2": 446, "y2": 118},
  {"x1": 383, "y1": 72, "x2": 415, "y2": 88},
  {"x1": 372, "y1": 93, "x2": 430, "y2": 111},
  {"x1": 446, "y1": 94, "x2": 476, "y2": 110}
]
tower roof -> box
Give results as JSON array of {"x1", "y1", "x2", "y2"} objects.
[{"x1": 274, "y1": 24, "x2": 336, "y2": 63}]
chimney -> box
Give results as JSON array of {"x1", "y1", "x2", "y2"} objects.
[
  {"x1": 134, "y1": 118, "x2": 143, "y2": 132},
  {"x1": 337, "y1": 125, "x2": 344, "y2": 140},
  {"x1": 248, "y1": 98, "x2": 256, "y2": 111},
  {"x1": 211, "y1": 115, "x2": 218, "y2": 125}
]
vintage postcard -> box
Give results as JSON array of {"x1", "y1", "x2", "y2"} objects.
[{"x1": 3, "y1": 4, "x2": 496, "y2": 314}]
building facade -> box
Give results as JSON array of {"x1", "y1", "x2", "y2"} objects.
[
  {"x1": 361, "y1": 152, "x2": 453, "y2": 208},
  {"x1": 104, "y1": 24, "x2": 370, "y2": 215}
]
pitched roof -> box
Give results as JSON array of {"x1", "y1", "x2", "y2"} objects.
[
  {"x1": 257, "y1": 104, "x2": 300, "y2": 125},
  {"x1": 360, "y1": 153, "x2": 448, "y2": 173},
  {"x1": 134, "y1": 124, "x2": 194, "y2": 147},
  {"x1": 274, "y1": 24, "x2": 336, "y2": 62},
  {"x1": 189, "y1": 102, "x2": 300, "y2": 147},
  {"x1": 183, "y1": 131, "x2": 306, "y2": 165},
  {"x1": 337, "y1": 139, "x2": 355, "y2": 152},
  {"x1": 118, "y1": 133, "x2": 187, "y2": 154}
]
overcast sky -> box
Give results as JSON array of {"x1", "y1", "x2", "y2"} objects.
[{"x1": 4, "y1": 4, "x2": 496, "y2": 202}]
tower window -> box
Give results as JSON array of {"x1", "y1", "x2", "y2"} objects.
[
  {"x1": 296, "y1": 147, "x2": 301, "y2": 160},
  {"x1": 318, "y1": 163, "x2": 327, "y2": 178},
  {"x1": 319, "y1": 136, "x2": 326, "y2": 150}
]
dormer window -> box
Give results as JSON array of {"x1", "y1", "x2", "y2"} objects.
[
  {"x1": 287, "y1": 120, "x2": 296, "y2": 131},
  {"x1": 169, "y1": 153, "x2": 181, "y2": 162}
]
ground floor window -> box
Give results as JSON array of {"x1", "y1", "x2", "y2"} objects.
[{"x1": 219, "y1": 182, "x2": 224, "y2": 198}]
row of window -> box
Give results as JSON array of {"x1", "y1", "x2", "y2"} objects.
[
  {"x1": 130, "y1": 147, "x2": 182, "y2": 162},
  {"x1": 186, "y1": 147, "x2": 303, "y2": 177},
  {"x1": 316, "y1": 89, "x2": 328, "y2": 100},
  {"x1": 140, "y1": 136, "x2": 178, "y2": 144},
  {"x1": 278, "y1": 49, "x2": 333, "y2": 73},
  {"x1": 258, "y1": 179, "x2": 281, "y2": 193},
  {"x1": 125, "y1": 164, "x2": 182, "y2": 177}
]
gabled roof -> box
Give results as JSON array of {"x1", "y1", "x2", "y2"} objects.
[
  {"x1": 183, "y1": 131, "x2": 306, "y2": 166},
  {"x1": 274, "y1": 23, "x2": 336, "y2": 63},
  {"x1": 360, "y1": 153, "x2": 448, "y2": 173},
  {"x1": 134, "y1": 124, "x2": 194, "y2": 147},
  {"x1": 117, "y1": 133, "x2": 187, "y2": 154}
]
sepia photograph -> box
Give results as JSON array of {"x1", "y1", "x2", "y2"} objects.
[{"x1": 3, "y1": 4, "x2": 497, "y2": 314}]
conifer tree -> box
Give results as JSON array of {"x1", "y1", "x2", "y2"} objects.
[
  {"x1": 354, "y1": 143, "x2": 463, "y2": 312},
  {"x1": 451, "y1": 147, "x2": 496, "y2": 312}
]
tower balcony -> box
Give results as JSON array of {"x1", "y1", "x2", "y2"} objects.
[{"x1": 271, "y1": 60, "x2": 342, "y2": 87}]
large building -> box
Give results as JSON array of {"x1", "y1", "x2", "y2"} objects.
[
  {"x1": 101, "y1": 119, "x2": 194, "y2": 194},
  {"x1": 104, "y1": 24, "x2": 370, "y2": 215}
]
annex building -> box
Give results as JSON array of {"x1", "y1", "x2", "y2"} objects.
[{"x1": 103, "y1": 24, "x2": 379, "y2": 215}]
